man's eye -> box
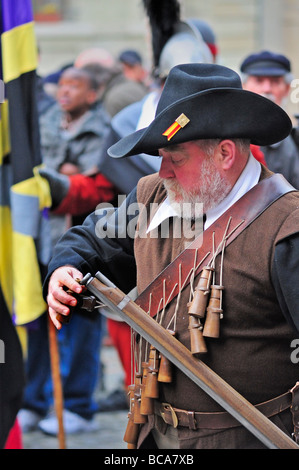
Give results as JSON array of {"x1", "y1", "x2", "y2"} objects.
[{"x1": 171, "y1": 157, "x2": 185, "y2": 165}]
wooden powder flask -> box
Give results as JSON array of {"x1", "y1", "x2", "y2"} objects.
[
  {"x1": 123, "y1": 385, "x2": 139, "y2": 445},
  {"x1": 127, "y1": 443, "x2": 137, "y2": 449},
  {"x1": 140, "y1": 362, "x2": 154, "y2": 415},
  {"x1": 158, "y1": 330, "x2": 176, "y2": 383},
  {"x1": 188, "y1": 314, "x2": 208, "y2": 355},
  {"x1": 203, "y1": 285, "x2": 224, "y2": 338},
  {"x1": 133, "y1": 374, "x2": 147, "y2": 424},
  {"x1": 144, "y1": 345, "x2": 160, "y2": 398},
  {"x1": 158, "y1": 354, "x2": 173, "y2": 382},
  {"x1": 128, "y1": 383, "x2": 135, "y2": 412},
  {"x1": 188, "y1": 266, "x2": 214, "y2": 318},
  {"x1": 123, "y1": 410, "x2": 139, "y2": 446}
]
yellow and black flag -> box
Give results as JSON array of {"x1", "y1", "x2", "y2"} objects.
[{"x1": 0, "y1": 0, "x2": 51, "y2": 447}]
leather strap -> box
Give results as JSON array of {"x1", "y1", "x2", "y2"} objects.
[
  {"x1": 155, "y1": 391, "x2": 292, "y2": 430},
  {"x1": 290, "y1": 382, "x2": 299, "y2": 443},
  {"x1": 136, "y1": 174, "x2": 295, "y2": 317}
]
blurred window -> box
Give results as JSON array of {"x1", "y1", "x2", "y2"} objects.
[{"x1": 32, "y1": 0, "x2": 66, "y2": 22}]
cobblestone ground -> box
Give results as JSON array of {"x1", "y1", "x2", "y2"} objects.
[{"x1": 22, "y1": 345, "x2": 128, "y2": 450}]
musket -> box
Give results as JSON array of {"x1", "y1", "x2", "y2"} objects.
[{"x1": 80, "y1": 271, "x2": 298, "y2": 449}]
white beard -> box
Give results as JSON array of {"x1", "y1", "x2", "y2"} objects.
[{"x1": 163, "y1": 158, "x2": 231, "y2": 219}]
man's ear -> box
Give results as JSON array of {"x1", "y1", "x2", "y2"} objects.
[
  {"x1": 283, "y1": 83, "x2": 291, "y2": 98},
  {"x1": 217, "y1": 140, "x2": 236, "y2": 170}
]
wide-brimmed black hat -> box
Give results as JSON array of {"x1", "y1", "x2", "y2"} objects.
[{"x1": 108, "y1": 63, "x2": 292, "y2": 159}]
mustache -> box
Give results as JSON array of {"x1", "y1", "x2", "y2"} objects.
[{"x1": 260, "y1": 92, "x2": 276, "y2": 103}]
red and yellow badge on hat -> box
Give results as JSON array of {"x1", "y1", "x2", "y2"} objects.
[{"x1": 163, "y1": 113, "x2": 190, "y2": 141}]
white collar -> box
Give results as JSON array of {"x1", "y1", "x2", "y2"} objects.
[
  {"x1": 146, "y1": 153, "x2": 261, "y2": 233},
  {"x1": 136, "y1": 90, "x2": 161, "y2": 130}
]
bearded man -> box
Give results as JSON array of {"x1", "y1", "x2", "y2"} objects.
[{"x1": 44, "y1": 63, "x2": 299, "y2": 449}]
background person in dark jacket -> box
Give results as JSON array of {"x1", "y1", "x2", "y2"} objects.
[{"x1": 240, "y1": 50, "x2": 299, "y2": 188}]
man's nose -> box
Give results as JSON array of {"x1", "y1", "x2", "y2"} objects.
[
  {"x1": 260, "y1": 78, "x2": 272, "y2": 94},
  {"x1": 159, "y1": 155, "x2": 175, "y2": 179}
]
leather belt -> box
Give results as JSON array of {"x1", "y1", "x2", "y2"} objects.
[{"x1": 155, "y1": 392, "x2": 292, "y2": 430}]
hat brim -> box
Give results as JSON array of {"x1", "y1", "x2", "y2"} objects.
[
  {"x1": 108, "y1": 88, "x2": 291, "y2": 159},
  {"x1": 243, "y1": 65, "x2": 289, "y2": 76}
]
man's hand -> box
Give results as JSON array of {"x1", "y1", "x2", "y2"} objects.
[{"x1": 47, "y1": 266, "x2": 84, "y2": 329}]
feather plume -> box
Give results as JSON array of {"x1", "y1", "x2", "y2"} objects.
[{"x1": 142, "y1": 0, "x2": 181, "y2": 68}]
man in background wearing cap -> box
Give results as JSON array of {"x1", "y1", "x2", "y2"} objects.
[
  {"x1": 44, "y1": 63, "x2": 299, "y2": 449},
  {"x1": 241, "y1": 50, "x2": 299, "y2": 188},
  {"x1": 118, "y1": 49, "x2": 150, "y2": 89}
]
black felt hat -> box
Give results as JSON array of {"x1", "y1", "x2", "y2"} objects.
[{"x1": 108, "y1": 63, "x2": 292, "y2": 158}]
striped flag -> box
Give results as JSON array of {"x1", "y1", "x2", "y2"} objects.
[
  {"x1": 0, "y1": 0, "x2": 52, "y2": 326},
  {"x1": 0, "y1": 0, "x2": 51, "y2": 446}
]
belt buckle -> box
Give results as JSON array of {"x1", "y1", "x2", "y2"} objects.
[{"x1": 161, "y1": 403, "x2": 178, "y2": 428}]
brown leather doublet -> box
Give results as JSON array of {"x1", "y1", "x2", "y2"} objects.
[{"x1": 133, "y1": 168, "x2": 299, "y2": 444}]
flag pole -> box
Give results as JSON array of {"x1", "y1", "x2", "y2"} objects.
[{"x1": 48, "y1": 314, "x2": 66, "y2": 449}]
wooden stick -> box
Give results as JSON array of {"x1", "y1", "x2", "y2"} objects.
[{"x1": 48, "y1": 314, "x2": 66, "y2": 449}]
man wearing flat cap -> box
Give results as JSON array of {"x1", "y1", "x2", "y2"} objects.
[
  {"x1": 44, "y1": 63, "x2": 299, "y2": 449},
  {"x1": 241, "y1": 50, "x2": 299, "y2": 188},
  {"x1": 118, "y1": 49, "x2": 149, "y2": 89}
]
